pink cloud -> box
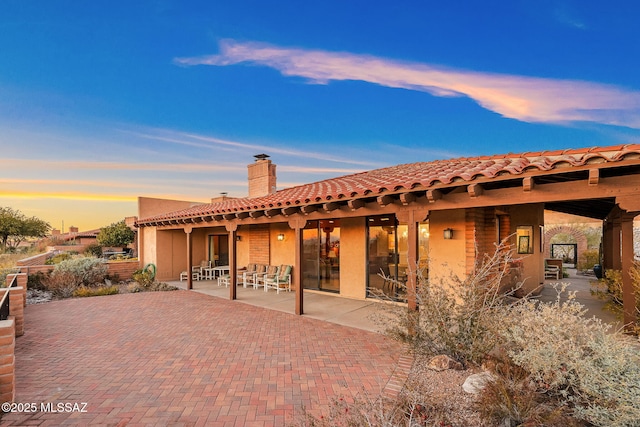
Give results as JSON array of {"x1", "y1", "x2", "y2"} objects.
[{"x1": 175, "y1": 40, "x2": 640, "y2": 128}]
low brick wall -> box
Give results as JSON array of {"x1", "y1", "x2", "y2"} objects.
[
  {"x1": 15, "y1": 252, "x2": 53, "y2": 268},
  {"x1": 8, "y1": 289, "x2": 24, "y2": 338},
  {"x1": 107, "y1": 260, "x2": 140, "y2": 280},
  {"x1": 16, "y1": 265, "x2": 53, "y2": 276},
  {"x1": 0, "y1": 317, "x2": 15, "y2": 405},
  {"x1": 15, "y1": 260, "x2": 140, "y2": 281},
  {"x1": 5, "y1": 274, "x2": 27, "y2": 308}
]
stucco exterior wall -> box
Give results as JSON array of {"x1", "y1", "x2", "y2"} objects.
[
  {"x1": 339, "y1": 217, "x2": 367, "y2": 299},
  {"x1": 190, "y1": 228, "x2": 208, "y2": 267},
  {"x1": 428, "y1": 209, "x2": 467, "y2": 285},
  {"x1": 141, "y1": 227, "x2": 157, "y2": 270},
  {"x1": 146, "y1": 229, "x2": 188, "y2": 282},
  {"x1": 138, "y1": 197, "x2": 200, "y2": 220},
  {"x1": 269, "y1": 223, "x2": 295, "y2": 267},
  {"x1": 236, "y1": 227, "x2": 250, "y2": 268},
  {"x1": 509, "y1": 203, "x2": 545, "y2": 289}
]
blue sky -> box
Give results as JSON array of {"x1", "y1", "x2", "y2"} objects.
[{"x1": 1, "y1": 1, "x2": 640, "y2": 231}]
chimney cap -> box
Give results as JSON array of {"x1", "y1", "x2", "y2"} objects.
[{"x1": 254, "y1": 154, "x2": 270, "y2": 161}]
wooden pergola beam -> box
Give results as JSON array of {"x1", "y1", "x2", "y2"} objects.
[
  {"x1": 377, "y1": 195, "x2": 394, "y2": 206},
  {"x1": 301, "y1": 205, "x2": 318, "y2": 214},
  {"x1": 523, "y1": 176, "x2": 534, "y2": 192},
  {"x1": 282, "y1": 207, "x2": 299, "y2": 216},
  {"x1": 323, "y1": 202, "x2": 340, "y2": 212},
  {"x1": 468, "y1": 183, "x2": 483, "y2": 198},
  {"x1": 347, "y1": 199, "x2": 365, "y2": 211},
  {"x1": 427, "y1": 189, "x2": 442, "y2": 203}
]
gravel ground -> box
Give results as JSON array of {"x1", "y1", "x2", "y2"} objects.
[{"x1": 403, "y1": 356, "x2": 484, "y2": 426}]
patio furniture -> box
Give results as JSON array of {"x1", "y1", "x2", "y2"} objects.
[
  {"x1": 238, "y1": 264, "x2": 256, "y2": 287},
  {"x1": 245, "y1": 264, "x2": 267, "y2": 288},
  {"x1": 180, "y1": 270, "x2": 200, "y2": 281},
  {"x1": 265, "y1": 265, "x2": 292, "y2": 294},
  {"x1": 192, "y1": 260, "x2": 211, "y2": 280},
  {"x1": 217, "y1": 274, "x2": 230, "y2": 287},
  {"x1": 212, "y1": 265, "x2": 230, "y2": 279},
  {"x1": 544, "y1": 258, "x2": 562, "y2": 280},
  {"x1": 255, "y1": 265, "x2": 278, "y2": 289}
]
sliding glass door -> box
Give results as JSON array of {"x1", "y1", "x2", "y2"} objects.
[
  {"x1": 302, "y1": 220, "x2": 340, "y2": 293},
  {"x1": 366, "y1": 215, "x2": 429, "y2": 301}
]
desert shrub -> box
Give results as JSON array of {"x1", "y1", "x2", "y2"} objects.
[
  {"x1": 128, "y1": 281, "x2": 178, "y2": 293},
  {"x1": 27, "y1": 271, "x2": 48, "y2": 291},
  {"x1": 45, "y1": 252, "x2": 72, "y2": 265},
  {"x1": 577, "y1": 249, "x2": 599, "y2": 272},
  {"x1": 382, "y1": 241, "x2": 519, "y2": 367},
  {"x1": 294, "y1": 391, "x2": 457, "y2": 427},
  {"x1": 73, "y1": 285, "x2": 119, "y2": 298},
  {"x1": 476, "y1": 358, "x2": 577, "y2": 426},
  {"x1": 44, "y1": 256, "x2": 108, "y2": 298},
  {"x1": 83, "y1": 243, "x2": 103, "y2": 258},
  {"x1": 132, "y1": 268, "x2": 155, "y2": 288},
  {"x1": 591, "y1": 264, "x2": 640, "y2": 333},
  {"x1": 496, "y1": 285, "x2": 640, "y2": 427}
]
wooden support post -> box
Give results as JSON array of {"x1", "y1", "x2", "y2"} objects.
[
  {"x1": 289, "y1": 218, "x2": 307, "y2": 315},
  {"x1": 226, "y1": 224, "x2": 238, "y2": 301},
  {"x1": 621, "y1": 215, "x2": 636, "y2": 330},
  {"x1": 185, "y1": 226, "x2": 193, "y2": 290},
  {"x1": 406, "y1": 211, "x2": 419, "y2": 312}
]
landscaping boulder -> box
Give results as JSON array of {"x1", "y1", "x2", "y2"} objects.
[{"x1": 462, "y1": 372, "x2": 494, "y2": 394}]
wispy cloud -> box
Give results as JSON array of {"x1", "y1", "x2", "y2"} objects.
[
  {"x1": 127, "y1": 128, "x2": 380, "y2": 167},
  {"x1": 175, "y1": 40, "x2": 640, "y2": 129}
]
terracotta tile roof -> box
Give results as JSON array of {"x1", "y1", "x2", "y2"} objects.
[{"x1": 138, "y1": 144, "x2": 640, "y2": 224}]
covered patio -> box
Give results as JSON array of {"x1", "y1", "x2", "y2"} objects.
[{"x1": 171, "y1": 268, "x2": 622, "y2": 331}]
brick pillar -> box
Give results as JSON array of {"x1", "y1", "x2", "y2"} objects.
[
  {"x1": 8, "y1": 288, "x2": 25, "y2": 337},
  {"x1": 5, "y1": 274, "x2": 27, "y2": 307},
  {"x1": 0, "y1": 318, "x2": 15, "y2": 405}
]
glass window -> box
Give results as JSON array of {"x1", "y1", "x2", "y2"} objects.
[
  {"x1": 302, "y1": 220, "x2": 340, "y2": 293},
  {"x1": 366, "y1": 216, "x2": 429, "y2": 301}
]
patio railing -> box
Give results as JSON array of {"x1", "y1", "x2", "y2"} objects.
[{"x1": 0, "y1": 288, "x2": 9, "y2": 321}]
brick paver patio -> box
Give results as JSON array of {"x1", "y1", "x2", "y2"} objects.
[{"x1": 1, "y1": 290, "x2": 405, "y2": 426}]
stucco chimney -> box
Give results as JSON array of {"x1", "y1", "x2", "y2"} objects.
[
  {"x1": 248, "y1": 154, "x2": 276, "y2": 198},
  {"x1": 69, "y1": 226, "x2": 78, "y2": 233}
]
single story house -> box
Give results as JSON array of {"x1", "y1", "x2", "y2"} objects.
[{"x1": 136, "y1": 145, "x2": 640, "y2": 327}]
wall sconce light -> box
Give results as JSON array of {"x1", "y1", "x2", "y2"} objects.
[
  {"x1": 277, "y1": 233, "x2": 285, "y2": 241},
  {"x1": 443, "y1": 228, "x2": 454, "y2": 240},
  {"x1": 236, "y1": 235, "x2": 242, "y2": 241}
]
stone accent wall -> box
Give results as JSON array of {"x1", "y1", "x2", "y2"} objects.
[
  {"x1": 249, "y1": 225, "x2": 271, "y2": 265},
  {"x1": 0, "y1": 318, "x2": 15, "y2": 405}
]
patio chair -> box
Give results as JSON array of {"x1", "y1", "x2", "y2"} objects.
[
  {"x1": 255, "y1": 265, "x2": 278, "y2": 289},
  {"x1": 191, "y1": 260, "x2": 210, "y2": 280},
  {"x1": 238, "y1": 263, "x2": 257, "y2": 288},
  {"x1": 217, "y1": 274, "x2": 230, "y2": 287},
  {"x1": 180, "y1": 270, "x2": 200, "y2": 281},
  {"x1": 265, "y1": 265, "x2": 292, "y2": 294},
  {"x1": 245, "y1": 264, "x2": 266, "y2": 288},
  {"x1": 544, "y1": 259, "x2": 562, "y2": 280}
]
